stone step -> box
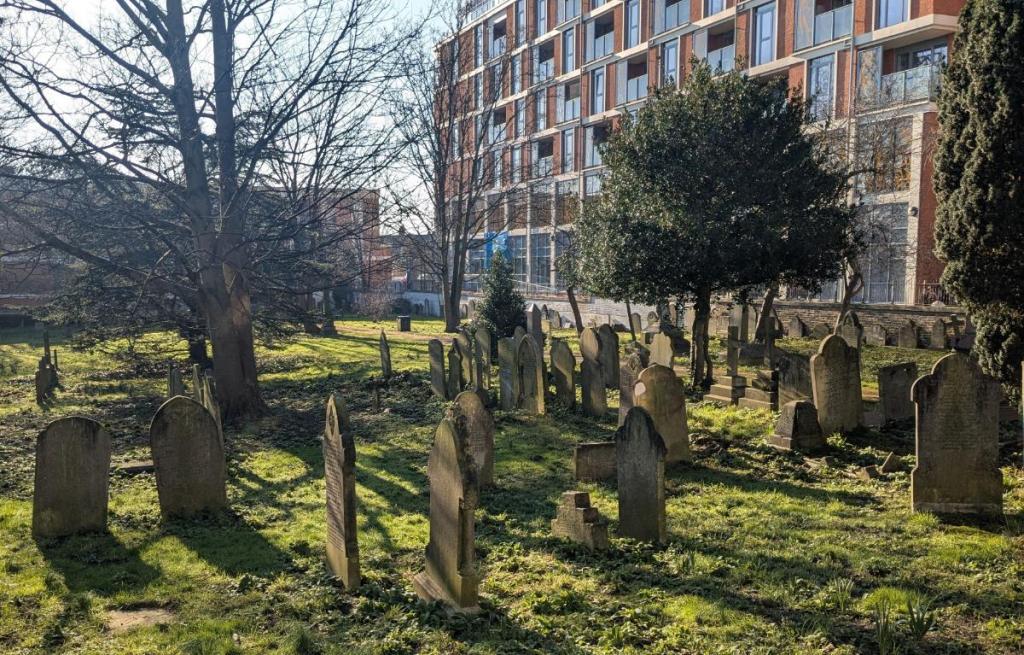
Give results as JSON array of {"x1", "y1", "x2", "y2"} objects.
[
  {"x1": 743, "y1": 387, "x2": 777, "y2": 403},
  {"x1": 704, "y1": 392, "x2": 737, "y2": 406},
  {"x1": 738, "y1": 397, "x2": 775, "y2": 411},
  {"x1": 709, "y1": 383, "x2": 744, "y2": 399}
]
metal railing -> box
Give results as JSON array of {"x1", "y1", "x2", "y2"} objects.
[
  {"x1": 862, "y1": 64, "x2": 943, "y2": 110},
  {"x1": 918, "y1": 283, "x2": 958, "y2": 306},
  {"x1": 813, "y1": 4, "x2": 852, "y2": 45},
  {"x1": 467, "y1": 0, "x2": 499, "y2": 20}
]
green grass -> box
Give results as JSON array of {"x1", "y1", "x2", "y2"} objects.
[{"x1": 0, "y1": 318, "x2": 1022, "y2": 654}]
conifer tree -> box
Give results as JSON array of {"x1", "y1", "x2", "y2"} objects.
[{"x1": 477, "y1": 252, "x2": 527, "y2": 339}]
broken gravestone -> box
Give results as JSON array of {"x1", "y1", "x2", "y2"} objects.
[
  {"x1": 32, "y1": 417, "x2": 111, "y2": 538},
  {"x1": 618, "y1": 350, "x2": 648, "y2": 427},
  {"x1": 766, "y1": 400, "x2": 825, "y2": 453},
  {"x1": 379, "y1": 330, "x2": 392, "y2": 379},
  {"x1": 447, "y1": 344, "x2": 464, "y2": 400},
  {"x1": 550, "y1": 491, "x2": 608, "y2": 550},
  {"x1": 150, "y1": 397, "x2": 228, "y2": 519},
  {"x1": 324, "y1": 394, "x2": 360, "y2": 590},
  {"x1": 616, "y1": 407, "x2": 667, "y2": 543}
]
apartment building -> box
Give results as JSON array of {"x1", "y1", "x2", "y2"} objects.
[{"x1": 446, "y1": 0, "x2": 961, "y2": 308}]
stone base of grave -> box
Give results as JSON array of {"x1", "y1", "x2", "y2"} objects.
[
  {"x1": 573, "y1": 442, "x2": 617, "y2": 482},
  {"x1": 705, "y1": 376, "x2": 746, "y2": 405},
  {"x1": 551, "y1": 491, "x2": 609, "y2": 550},
  {"x1": 412, "y1": 571, "x2": 481, "y2": 615},
  {"x1": 326, "y1": 548, "x2": 361, "y2": 591},
  {"x1": 765, "y1": 434, "x2": 824, "y2": 453},
  {"x1": 739, "y1": 371, "x2": 778, "y2": 411},
  {"x1": 911, "y1": 468, "x2": 1003, "y2": 516}
]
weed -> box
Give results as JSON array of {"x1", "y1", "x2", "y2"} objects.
[
  {"x1": 822, "y1": 577, "x2": 855, "y2": 611},
  {"x1": 904, "y1": 595, "x2": 937, "y2": 641},
  {"x1": 874, "y1": 599, "x2": 899, "y2": 655}
]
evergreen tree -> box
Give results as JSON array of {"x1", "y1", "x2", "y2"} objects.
[
  {"x1": 934, "y1": 0, "x2": 1024, "y2": 396},
  {"x1": 477, "y1": 251, "x2": 527, "y2": 339}
]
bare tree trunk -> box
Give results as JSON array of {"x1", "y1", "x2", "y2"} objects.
[
  {"x1": 834, "y1": 268, "x2": 864, "y2": 333},
  {"x1": 690, "y1": 289, "x2": 714, "y2": 390},
  {"x1": 754, "y1": 285, "x2": 779, "y2": 343},
  {"x1": 566, "y1": 286, "x2": 584, "y2": 336},
  {"x1": 625, "y1": 298, "x2": 637, "y2": 343},
  {"x1": 441, "y1": 277, "x2": 460, "y2": 332}
]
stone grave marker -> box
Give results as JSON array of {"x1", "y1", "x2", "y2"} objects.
[
  {"x1": 513, "y1": 325, "x2": 527, "y2": 341},
  {"x1": 191, "y1": 364, "x2": 204, "y2": 403},
  {"x1": 150, "y1": 397, "x2": 228, "y2": 519},
  {"x1": 413, "y1": 418, "x2": 480, "y2": 612},
  {"x1": 616, "y1": 407, "x2": 667, "y2": 543},
  {"x1": 878, "y1": 362, "x2": 917, "y2": 424},
  {"x1": 455, "y1": 330, "x2": 474, "y2": 388},
  {"x1": 838, "y1": 313, "x2": 863, "y2": 350},
  {"x1": 629, "y1": 313, "x2": 643, "y2": 337},
  {"x1": 597, "y1": 324, "x2": 620, "y2": 389},
  {"x1": 618, "y1": 351, "x2": 648, "y2": 426},
  {"x1": 379, "y1": 331, "x2": 392, "y2": 379},
  {"x1": 766, "y1": 400, "x2": 825, "y2": 453},
  {"x1": 865, "y1": 324, "x2": 888, "y2": 347},
  {"x1": 572, "y1": 442, "x2": 617, "y2": 481},
  {"x1": 34, "y1": 358, "x2": 53, "y2": 404},
  {"x1": 428, "y1": 339, "x2": 447, "y2": 399},
  {"x1": 516, "y1": 334, "x2": 545, "y2": 415},
  {"x1": 199, "y1": 374, "x2": 222, "y2": 443},
  {"x1": 810, "y1": 335, "x2": 863, "y2": 435},
  {"x1": 451, "y1": 391, "x2": 495, "y2": 487},
  {"x1": 911, "y1": 353, "x2": 1002, "y2": 515},
  {"x1": 788, "y1": 316, "x2": 806, "y2": 338},
  {"x1": 475, "y1": 326, "x2": 493, "y2": 390},
  {"x1": 634, "y1": 364, "x2": 690, "y2": 463},
  {"x1": 526, "y1": 304, "x2": 544, "y2": 349},
  {"x1": 580, "y1": 328, "x2": 606, "y2": 417},
  {"x1": 32, "y1": 417, "x2": 111, "y2": 538},
  {"x1": 396, "y1": 315, "x2": 412, "y2": 332},
  {"x1": 929, "y1": 320, "x2": 947, "y2": 350},
  {"x1": 324, "y1": 394, "x2": 360, "y2": 589},
  {"x1": 649, "y1": 332, "x2": 674, "y2": 369},
  {"x1": 549, "y1": 338, "x2": 576, "y2": 409},
  {"x1": 497, "y1": 336, "x2": 519, "y2": 411},
  {"x1": 167, "y1": 364, "x2": 184, "y2": 398},
  {"x1": 447, "y1": 344, "x2": 464, "y2": 400},
  {"x1": 810, "y1": 323, "x2": 831, "y2": 340},
  {"x1": 551, "y1": 491, "x2": 609, "y2": 550},
  {"x1": 897, "y1": 321, "x2": 918, "y2": 349}
]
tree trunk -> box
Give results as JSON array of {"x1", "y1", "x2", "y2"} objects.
[
  {"x1": 690, "y1": 290, "x2": 714, "y2": 390},
  {"x1": 754, "y1": 285, "x2": 779, "y2": 344},
  {"x1": 625, "y1": 298, "x2": 637, "y2": 342},
  {"x1": 185, "y1": 330, "x2": 212, "y2": 369},
  {"x1": 834, "y1": 268, "x2": 864, "y2": 333},
  {"x1": 566, "y1": 286, "x2": 584, "y2": 336}
]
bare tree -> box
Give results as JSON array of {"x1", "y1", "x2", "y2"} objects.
[{"x1": 0, "y1": 0, "x2": 418, "y2": 420}]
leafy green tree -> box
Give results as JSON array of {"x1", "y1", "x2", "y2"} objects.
[
  {"x1": 476, "y1": 251, "x2": 526, "y2": 339},
  {"x1": 575, "y1": 62, "x2": 856, "y2": 388},
  {"x1": 934, "y1": 0, "x2": 1024, "y2": 397}
]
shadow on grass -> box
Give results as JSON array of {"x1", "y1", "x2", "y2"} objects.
[
  {"x1": 164, "y1": 510, "x2": 295, "y2": 578},
  {"x1": 35, "y1": 530, "x2": 161, "y2": 596},
  {"x1": 677, "y1": 464, "x2": 877, "y2": 506}
]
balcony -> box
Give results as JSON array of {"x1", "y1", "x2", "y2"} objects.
[
  {"x1": 589, "y1": 33, "x2": 614, "y2": 60},
  {"x1": 813, "y1": 5, "x2": 852, "y2": 45},
  {"x1": 490, "y1": 36, "x2": 507, "y2": 59},
  {"x1": 534, "y1": 157, "x2": 553, "y2": 177},
  {"x1": 625, "y1": 74, "x2": 648, "y2": 102},
  {"x1": 862, "y1": 64, "x2": 942, "y2": 110},
  {"x1": 468, "y1": 0, "x2": 498, "y2": 20},
  {"x1": 707, "y1": 45, "x2": 735, "y2": 73},
  {"x1": 536, "y1": 59, "x2": 554, "y2": 82}
]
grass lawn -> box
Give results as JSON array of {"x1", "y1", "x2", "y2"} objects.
[{"x1": 0, "y1": 318, "x2": 1021, "y2": 654}]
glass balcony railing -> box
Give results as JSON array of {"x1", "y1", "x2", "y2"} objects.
[
  {"x1": 707, "y1": 45, "x2": 735, "y2": 73},
  {"x1": 862, "y1": 64, "x2": 943, "y2": 110},
  {"x1": 536, "y1": 59, "x2": 555, "y2": 81},
  {"x1": 625, "y1": 74, "x2": 648, "y2": 102},
  {"x1": 534, "y1": 157, "x2": 553, "y2": 177},
  {"x1": 468, "y1": 0, "x2": 499, "y2": 20},
  {"x1": 589, "y1": 33, "x2": 613, "y2": 61},
  {"x1": 813, "y1": 4, "x2": 852, "y2": 45},
  {"x1": 490, "y1": 37, "x2": 506, "y2": 59}
]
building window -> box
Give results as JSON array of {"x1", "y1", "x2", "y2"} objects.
[
  {"x1": 877, "y1": 0, "x2": 906, "y2": 28},
  {"x1": 753, "y1": 3, "x2": 775, "y2": 66},
  {"x1": 516, "y1": 0, "x2": 526, "y2": 44},
  {"x1": 706, "y1": 0, "x2": 724, "y2": 16},
  {"x1": 559, "y1": 80, "x2": 580, "y2": 121},
  {"x1": 585, "y1": 123, "x2": 609, "y2": 167},
  {"x1": 511, "y1": 55, "x2": 522, "y2": 94},
  {"x1": 508, "y1": 235, "x2": 527, "y2": 283},
  {"x1": 533, "y1": 137, "x2": 554, "y2": 176},
  {"x1": 492, "y1": 149, "x2": 503, "y2": 188},
  {"x1": 535, "y1": 90, "x2": 548, "y2": 130},
  {"x1": 535, "y1": 40, "x2": 555, "y2": 81},
  {"x1": 563, "y1": 27, "x2": 576, "y2": 72},
  {"x1": 474, "y1": 74, "x2": 482, "y2": 108},
  {"x1": 561, "y1": 128, "x2": 576, "y2": 172},
  {"x1": 537, "y1": 0, "x2": 548, "y2": 34},
  {"x1": 512, "y1": 146, "x2": 523, "y2": 182},
  {"x1": 532, "y1": 183, "x2": 553, "y2": 227},
  {"x1": 623, "y1": 56, "x2": 648, "y2": 103},
  {"x1": 490, "y1": 20, "x2": 507, "y2": 59},
  {"x1": 530, "y1": 234, "x2": 551, "y2": 285},
  {"x1": 559, "y1": 0, "x2": 581, "y2": 23},
  {"x1": 591, "y1": 68, "x2": 605, "y2": 113},
  {"x1": 856, "y1": 203, "x2": 908, "y2": 304},
  {"x1": 856, "y1": 117, "x2": 912, "y2": 193},
  {"x1": 584, "y1": 172, "x2": 604, "y2": 196},
  {"x1": 516, "y1": 98, "x2": 526, "y2": 136},
  {"x1": 660, "y1": 40, "x2": 678, "y2": 86},
  {"x1": 487, "y1": 64, "x2": 501, "y2": 101},
  {"x1": 556, "y1": 180, "x2": 578, "y2": 225},
  {"x1": 808, "y1": 54, "x2": 834, "y2": 121},
  {"x1": 587, "y1": 13, "x2": 615, "y2": 61},
  {"x1": 664, "y1": 0, "x2": 689, "y2": 31},
  {"x1": 625, "y1": 0, "x2": 641, "y2": 48},
  {"x1": 475, "y1": 25, "x2": 483, "y2": 67}
]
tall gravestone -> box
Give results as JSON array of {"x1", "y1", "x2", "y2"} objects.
[
  {"x1": 549, "y1": 338, "x2": 576, "y2": 409},
  {"x1": 616, "y1": 407, "x2": 667, "y2": 543},
  {"x1": 168, "y1": 364, "x2": 185, "y2": 398},
  {"x1": 897, "y1": 321, "x2": 918, "y2": 349},
  {"x1": 911, "y1": 354, "x2": 1003, "y2": 515},
  {"x1": 475, "y1": 326, "x2": 492, "y2": 390},
  {"x1": 150, "y1": 397, "x2": 228, "y2": 519},
  {"x1": 200, "y1": 374, "x2": 222, "y2": 443},
  {"x1": 32, "y1": 417, "x2": 111, "y2": 538},
  {"x1": 526, "y1": 304, "x2": 544, "y2": 350},
  {"x1": 618, "y1": 351, "x2": 648, "y2": 427},
  {"x1": 413, "y1": 418, "x2": 481, "y2": 612},
  {"x1": 597, "y1": 324, "x2": 620, "y2": 389},
  {"x1": 456, "y1": 330, "x2": 474, "y2": 388},
  {"x1": 634, "y1": 364, "x2": 690, "y2": 463},
  {"x1": 379, "y1": 331, "x2": 393, "y2": 379},
  {"x1": 324, "y1": 394, "x2": 360, "y2": 589},
  {"x1": 451, "y1": 391, "x2": 495, "y2": 487},
  {"x1": 878, "y1": 362, "x2": 917, "y2": 424},
  {"x1": 428, "y1": 339, "x2": 447, "y2": 399},
  {"x1": 629, "y1": 313, "x2": 643, "y2": 337},
  {"x1": 929, "y1": 320, "x2": 947, "y2": 350},
  {"x1": 516, "y1": 334, "x2": 545, "y2": 415},
  {"x1": 497, "y1": 336, "x2": 519, "y2": 411},
  {"x1": 810, "y1": 335, "x2": 863, "y2": 435},
  {"x1": 788, "y1": 316, "x2": 806, "y2": 338},
  {"x1": 580, "y1": 328, "x2": 606, "y2": 417},
  {"x1": 447, "y1": 344, "x2": 464, "y2": 400},
  {"x1": 649, "y1": 332, "x2": 674, "y2": 369},
  {"x1": 192, "y1": 364, "x2": 204, "y2": 404}
]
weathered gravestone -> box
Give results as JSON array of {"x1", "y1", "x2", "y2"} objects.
[
  {"x1": 455, "y1": 330, "x2": 474, "y2": 388},
  {"x1": 396, "y1": 315, "x2": 412, "y2": 332},
  {"x1": 811, "y1": 335, "x2": 863, "y2": 435},
  {"x1": 428, "y1": 339, "x2": 447, "y2": 399},
  {"x1": 897, "y1": 321, "x2": 918, "y2": 349},
  {"x1": 810, "y1": 323, "x2": 831, "y2": 340},
  {"x1": 551, "y1": 491, "x2": 609, "y2": 550},
  {"x1": 191, "y1": 364, "x2": 204, "y2": 403},
  {"x1": 878, "y1": 362, "x2": 917, "y2": 424},
  {"x1": 929, "y1": 320, "x2": 947, "y2": 350},
  {"x1": 634, "y1": 364, "x2": 690, "y2": 463},
  {"x1": 788, "y1": 316, "x2": 806, "y2": 338},
  {"x1": 526, "y1": 304, "x2": 544, "y2": 349},
  {"x1": 167, "y1": 364, "x2": 184, "y2": 398},
  {"x1": 516, "y1": 334, "x2": 545, "y2": 415},
  {"x1": 32, "y1": 417, "x2": 111, "y2": 538},
  {"x1": 618, "y1": 351, "x2": 648, "y2": 426},
  {"x1": 649, "y1": 332, "x2": 674, "y2": 369},
  {"x1": 474, "y1": 326, "x2": 492, "y2": 390},
  {"x1": 379, "y1": 331, "x2": 392, "y2": 379},
  {"x1": 34, "y1": 358, "x2": 55, "y2": 404},
  {"x1": 497, "y1": 336, "x2": 519, "y2": 411},
  {"x1": 513, "y1": 325, "x2": 527, "y2": 342},
  {"x1": 616, "y1": 407, "x2": 667, "y2": 543},
  {"x1": 467, "y1": 300, "x2": 477, "y2": 321},
  {"x1": 766, "y1": 400, "x2": 825, "y2": 453},
  {"x1": 199, "y1": 374, "x2": 223, "y2": 443},
  {"x1": 549, "y1": 338, "x2": 576, "y2": 409},
  {"x1": 629, "y1": 313, "x2": 643, "y2": 337},
  {"x1": 413, "y1": 418, "x2": 480, "y2": 612},
  {"x1": 324, "y1": 394, "x2": 360, "y2": 590},
  {"x1": 549, "y1": 309, "x2": 562, "y2": 329},
  {"x1": 838, "y1": 313, "x2": 864, "y2": 350},
  {"x1": 596, "y1": 324, "x2": 620, "y2": 389},
  {"x1": 579, "y1": 328, "x2": 607, "y2": 417},
  {"x1": 774, "y1": 346, "x2": 812, "y2": 406},
  {"x1": 865, "y1": 324, "x2": 888, "y2": 347},
  {"x1": 451, "y1": 391, "x2": 495, "y2": 487},
  {"x1": 447, "y1": 345, "x2": 464, "y2": 400},
  {"x1": 150, "y1": 397, "x2": 228, "y2": 519},
  {"x1": 572, "y1": 442, "x2": 617, "y2": 481},
  {"x1": 911, "y1": 353, "x2": 1003, "y2": 515}
]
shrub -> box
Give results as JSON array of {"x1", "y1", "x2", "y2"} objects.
[{"x1": 476, "y1": 252, "x2": 526, "y2": 340}]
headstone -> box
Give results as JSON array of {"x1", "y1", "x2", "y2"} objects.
[
  {"x1": 150, "y1": 397, "x2": 228, "y2": 519},
  {"x1": 897, "y1": 321, "x2": 918, "y2": 349},
  {"x1": 550, "y1": 310, "x2": 562, "y2": 328},
  {"x1": 497, "y1": 337, "x2": 519, "y2": 411},
  {"x1": 859, "y1": 465, "x2": 881, "y2": 480},
  {"x1": 34, "y1": 358, "x2": 52, "y2": 404},
  {"x1": 199, "y1": 374, "x2": 222, "y2": 443},
  {"x1": 428, "y1": 339, "x2": 447, "y2": 399},
  {"x1": 865, "y1": 324, "x2": 888, "y2": 347},
  {"x1": 810, "y1": 323, "x2": 831, "y2": 340},
  {"x1": 451, "y1": 391, "x2": 495, "y2": 487},
  {"x1": 810, "y1": 335, "x2": 863, "y2": 435},
  {"x1": 167, "y1": 364, "x2": 184, "y2": 398},
  {"x1": 579, "y1": 328, "x2": 606, "y2": 417},
  {"x1": 618, "y1": 351, "x2": 647, "y2": 426},
  {"x1": 726, "y1": 325, "x2": 741, "y2": 376},
  {"x1": 911, "y1": 353, "x2": 1002, "y2": 515},
  {"x1": 616, "y1": 408, "x2": 667, "y2": 543},
  {"x1": 192, "y1": 364, "x2": 204, "y2": 403},
  {"x1": 788, "y1": 316, "x2": 806, "y2": 338},
  {"x1": 649, "y1": 332, "x2": 674, "y2": 369},
  {"x1": 379, "y1": 331, "x2": 392, "y2": 379},
  {"x1": 516, "y1": 334, "x2": 545, "y2": 415},
  {"x1": 838, "y1": 314, "x2": 864, "y2": 350},
  {"x1": 447, "y1": 345, "x2": 463, "y2": 400},
  {"x1": 413, "y1": 418, "x2": 480, "y2": 612},
  {"x1": 32, "y1": 417, "x2": 111, "y2": 538},
  {"x1": 775, "y1": 347, "x2": 813, "y2": 406},
  {"x1": 629, "y1": 313, "x2": 643, "y2": 337},
  {"x1": 646, "y1": 311, "x2": 659, "y2": 329},
  {"x1": 397, "y1": 315, "x2": 412, "y2": 332},
  {"x1": 550, "y1": 491, "x2": 609, "y2": 550},
  {"x1": 324, "y1": 394, "x2": 360, "y2": 590},
  {"x1": 467, "y1": 300, "x2": 477, "y2": 321},
  {"x1": 526, "y1": 304, "x2": 544, "y2": 349},
  {"x1": 878, "y1": 362, "x2": 917, "y2": 424},
  {"x1": 513, "y1": 325, "x2": 527, "y2": 341},
  {"x1": 474, "y1": 327, "x2": 492, "y2": 390},
  {"x1": 880, "y1": 452, "x2": 902, "y2": 474},
  {"x1": 766, "y1": 400, "x2": 825, "y2": 453},
  {"x1": 455, "y1": 330, "x2": 474, "y2": 388},
  {"x1": 572, "y1": 442, "x2": 617, "y2": 481},
  {"x1": 596, "y1": 324, "x2": 620, "y2": 389},
  {"x1": 549, "y1": 338, "x2": 576, "y2": 409},
  {"x1": 929, "y1": 320, "x2": 947, "y2": 350},
  {"x1": 634, "y1": 365, "x2": 690, "y2": 463},
  {"x1": 731, "y1": 304, "x2": 752, "y2": 343}
]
